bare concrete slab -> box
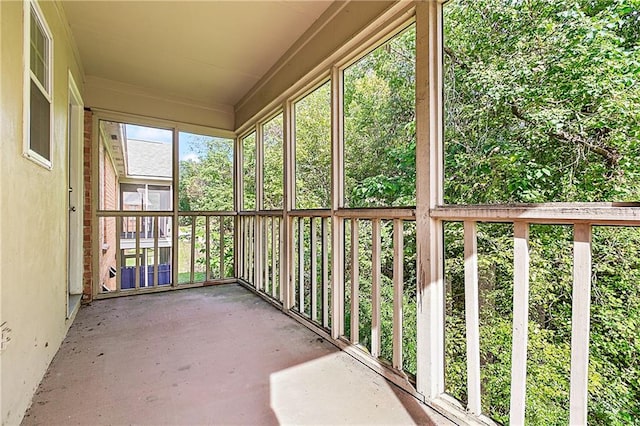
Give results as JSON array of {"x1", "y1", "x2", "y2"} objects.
[{"x1": 22, "y1": 285, "x2": 454, "y2": 425}]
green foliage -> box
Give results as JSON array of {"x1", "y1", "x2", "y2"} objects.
[
  {"x1": 243, "y1": 132, "x2": 257, "y2": 210},
  {"x1": 178, "y1": 135, "x2": 234, "y2": 211},
  {"x1": 344, "y1": 25, "x2": 417, "y2": 207},
  {"x1": 294, "y1": 82, "x2": 332, "y2": 209},
  {"x1": 443, "y1": 1, "x2": 640, "y2": 423},
  {"x1": 444, "y1": 0, "x2": 640, "y2": 204},
  {"x1": 263, "y1": 114, "x2": 284, "y2": 210}
]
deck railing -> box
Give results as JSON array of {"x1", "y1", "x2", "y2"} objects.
[
  {"x1": 237, "y1": 207, "x2": 419, "y2": 393},
  {"x1": 430, "y1": 203, "x2": 640, "y2": 424},
  {"x1": 95, "y1": 210, "x2": 235, "y2": 297}
]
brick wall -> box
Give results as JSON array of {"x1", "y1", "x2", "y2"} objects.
[
  {"x1": 99, "y1": 142, "x2": 118, "y2": 291},
  {"x1": 82, "y1": 110, "x2": 93, "y2": 301}
]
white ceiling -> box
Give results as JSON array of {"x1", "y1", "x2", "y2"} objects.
[{"x1": 62, "y1": 1, "x2": 334, "y2": 109}]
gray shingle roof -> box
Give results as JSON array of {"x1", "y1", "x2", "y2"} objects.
[{"x1": 126, "y1": 139, "x2": 172, "y2": 178}]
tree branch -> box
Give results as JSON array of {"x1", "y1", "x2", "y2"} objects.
[
  {"x1": 444, "y1": 46, "x2": 469, "y2": 70},
  {"x1": 510, "y1": 104, "x2": 620, "y2": 168}
]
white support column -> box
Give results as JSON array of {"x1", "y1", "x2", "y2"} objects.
[
  {"x1": 331, "y1": 65, "x2": 346, "y2": 339},
  {"x1": 283, "y1": 101, "x2": 294, "y2": 310},
  {"x1": 172, "y1": 129, "x2": 180, "y2": 287},
  {"x1": 510, "y1": 221, "x2": 530, "y2": 425},
  {"x1": 569, "y1": 223, "x2": 592, "y2": 425},
  {"x1": 416, "y1": 0, "x2": 445, "y2": 399},
  {"x1": 464, "y1": 221, "x2": 481, "y2": 415},
  {"x1": 256, "y1": 124, "x2": 264, "y2": 291},
  {"x1": 233, "y1": 136, "x2": 241, "y2": 279}
]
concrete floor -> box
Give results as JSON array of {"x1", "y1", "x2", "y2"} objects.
[{"x1": 22, "y1": 284, "x2": 455, "y2": 425}]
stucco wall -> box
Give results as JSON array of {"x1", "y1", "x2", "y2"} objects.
[{"x1": 0, "y1": 1, "x2": 84, "y2": 424}]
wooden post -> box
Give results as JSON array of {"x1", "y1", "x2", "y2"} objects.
[
  {"x1": 322, "y1": 217, "x2": 330, "y2": 328},
  {"x1": 415, "y1": 0, "x2": 445, "y2": 399},
  {"x1": 464, "y1": 221, "x2": 481, "y2": 414},
  {"x1": 331, "y1": 65, "x2": 346, "y2": 339},
  {"x1": 283, "y1": 101, "x2": 294, "y2": 310},
  {"x1": 219, "y1": 217, "x2": 225, "y2": 278},
  {"x1": 135, "y1": 216, "x2": 141, "y2": 289},
  {"x1": 190, "y1": 216, "x2": 196, "y2": 283},
  {"x1": 153, "y1": 217, "x2": 159, "y2": 287},
  {"x1": 351, "y1": 219, "x2": 360, "y2": 343},
  {"x1": 311, "y1": 217, "x2": 318, "y2": 321},
  {"x1": 205, "y1": 216, "x2": 211, "y2": 281},
  {"x1": 569, "y1": 223, "x2": 592, "y2": 425},
  {"x1": 510, "y1": 221, "x2": 530, "y2": 425},
  {"x1": 393, "y1": 219, "x2": 404, "y2": 370},
  {"x1": 371, "y1": 218, "x2": 382, "y2": 358}
]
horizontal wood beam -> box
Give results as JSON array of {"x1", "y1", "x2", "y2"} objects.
[{"x1": 431, "y1": 203, "x2": 640, "y2": 225}]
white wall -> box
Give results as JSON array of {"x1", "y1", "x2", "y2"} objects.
[{"x1": 0, "y1": 1, "x2": 84, "y2": 424}]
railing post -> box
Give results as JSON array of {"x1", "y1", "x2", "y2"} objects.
[
  {"x1": 570, "y1": 223, "x2": 592, "y2": 425},
  {"x1": 371, "y1": 218, "x2": 382, "y2": 357},
  {"x1": 310, "y1": 217, "x2": 318, "y2": 321},
  {"x1": 393, "y1": 219, "x2": 404, "y2": 370},
  {"x1": 510, "y1": 221, "x2": 530, "y2": 425},
  {"x1": 350, "y1": 219, "x2": 360, "y2": 344},
  {"x1": 205, "y1": 216, "x2": 211, "y2": 281},
  {"x1": 464, "y1": 221, "x2": 481, "y2": 415}
]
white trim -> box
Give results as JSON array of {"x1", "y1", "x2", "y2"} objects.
[
  {"x1": 92, "y1": 108, "x2": 235, "y2": 140},
  {"x1": 23, "y1": 0, "x2": 54, "y2": 170}
]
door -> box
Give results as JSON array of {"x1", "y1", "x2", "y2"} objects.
[{"x1": 67, "y1": 73, "x2": 84, "y2": 317}]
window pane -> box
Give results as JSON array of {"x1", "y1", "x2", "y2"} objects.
[
  {"x1": 344, "y1": 24, "x2": 416, "y2": 208},
  {"x1": 294, "y1": 82, "x2": 331, "y2": 209},
  {"x1": 99, "y1": 121, "x2": 173, "y2": 211},
  {"x1": 30, "y1": 7, "x2": 47, "y2": 89},
  {"x1": 263, "y1": 114, "x2": 284, "y2": 210},
  {"x1": 29, "y1": 80, "x2": 50, "y2": 160},
  {"x1": 242, "y1": 132, "x2": 257, "y2": 211},
  {"x1": 443, "y1": 1, "x2": 640, "y2": 204},
  {"x1": 178, "y1": 132, "x2": 234, "y2": 211}
]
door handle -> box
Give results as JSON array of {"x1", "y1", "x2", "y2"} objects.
[{"x1": 70, "y1": 206, "x2": 77, "y2": 212}]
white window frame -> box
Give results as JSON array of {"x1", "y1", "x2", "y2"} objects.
[{"x1": 23, "y1": 0, "x2": 54, "y2": 170}]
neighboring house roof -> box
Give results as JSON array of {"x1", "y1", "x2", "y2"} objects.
[{"x1": 126, "y1": 139, "x2": 172, "y2": 178}]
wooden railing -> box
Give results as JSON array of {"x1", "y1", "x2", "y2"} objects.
[
  {"x1": 95, "y1": 210, "x2": 235, "y2": 297},
  {"x1": 238, "y1": 207, "x2": 418, "y2": 392},
  {"x1": 430, "y1": 202, "x2": 640, "y2": 424}
]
